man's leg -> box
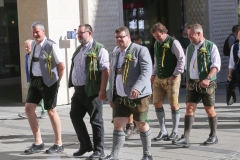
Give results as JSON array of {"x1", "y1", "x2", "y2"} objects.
[
  {"x1": 153, "y1": 77, "x2": 168, "y2": 141},
  {"x1": 109, "y1": 117, "x2": 128, "y2": 159},
  {"x1": 168, "y1": 75, "x2": 181, "y2": 140},
  {"x1": 173, "y1": 102, "x2": 196, "y2": 147},
  {"x1": 204, "y1": 106, "x2": 218, "y2": 145},
  {"x1": 48, "y1": 108, "x2": 62, "y2": 146},
  {"x1": 24, "y1": 102, "x2": 45, "y2": 154},
  {"x1": 183, "y1": 103, "x2": 197, "y2": 140},
  {"x1": 70, "y1": 90, "x2": 92, "y2": 156},
  {"x1": 135, "y1": 121, "x2": 152, "y2": 158},
  {"x1": 154, "y1": 104, "x2": 168, "y2": 140},
  {"x1": 202, "y1": 82, "x2": 218, "y2": 145},
  {"x1": 88, "y1": 97, "x2": 105, "y2": 159},
  {"x1": 25, "y1": 103, "x2": 42, "y2": 144}
]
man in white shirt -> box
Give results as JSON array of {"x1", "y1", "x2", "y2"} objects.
[{"x1": 173, "y1": 23, "x2": 221, "y2": 148}]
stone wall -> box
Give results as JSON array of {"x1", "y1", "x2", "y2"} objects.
[
  {"x1": 17, "y1": 0, "x2": 80, "y2": 104},
  {"x1": 81, "y1": 0, "x2": 124, "y2": 52},
  {"x1": 186, "y1": 0, "x2": 238, "y2": 83}
]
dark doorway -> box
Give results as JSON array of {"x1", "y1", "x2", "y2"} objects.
[{"x1": 0, "y1": 0, "x2": 20, "y2": 79}]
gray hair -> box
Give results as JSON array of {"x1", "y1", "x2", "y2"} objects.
[
  {"x1": 188, "y1": 23, "x2": 203, "y2": 34},
  {"x1": 25, "y1": 39, "x2": 33, "y2": 45},
  {"x1": 79, "y1": 24, "x2": 93, "y2": 32},
  {"x1": 115, "y1": 26, "x2": 130, "y2": 35},
  {"x1": 31, "y1": 21, "x2": 45, "y2": 30}
]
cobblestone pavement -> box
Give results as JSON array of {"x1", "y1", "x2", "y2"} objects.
[{"x1": 0, "y1": 83, "x2": 240, "y2": 160}]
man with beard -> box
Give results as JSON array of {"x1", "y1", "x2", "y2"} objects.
[
  {"x1": 68, "y1": 24, "x2": 109, "y2": 159},
  {"x1": 101, "y1": 26, "x2": 152, "y2": 160}
]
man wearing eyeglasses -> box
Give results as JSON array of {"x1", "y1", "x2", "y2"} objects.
[
  {"x1": 101, "y1": 26, "x2": 153, "y2": 160},
  {"x1": 68, "y1": 24, "x2": 109, "y2": 159}
]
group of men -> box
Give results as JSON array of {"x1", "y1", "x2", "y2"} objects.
[{"x1": 23, "y1": 21, "x2": 221, "y2": 160}]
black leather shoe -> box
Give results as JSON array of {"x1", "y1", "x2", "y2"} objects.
[
  {"x1": 203, "y1": 136, "x2": 218, "y2": 145},
  {"x1": 141, "y1": 154, "x2": 153, "y2": 160},
  {"x1": 89, "y1": 151, "x2": 105, "y2": 159},
  {"x1": 172, "y1": 135, "x2": 190, "y2": 148},
  {"x1": 100, "y1": 155, "x2": 118, "y2": 160},
  {"x1": 168, "y1": 132, "x2": 178, "y2": 141},
  {"x1": 153, "y1": 131, "x2": 168, "y2": 141},
  {"x1": 46, "y1": 144, "x2": 64, "y2": 154},
  {"x1": 24, "y1": 143, "x2": 45, "y2": 154},
  {"x1": 73, "y1": 147, "x2": 93, "y2": 156}
]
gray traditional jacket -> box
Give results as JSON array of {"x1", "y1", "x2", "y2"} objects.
[{"x1": 107, "y1": 42, "x2": 152, "y2": 101}]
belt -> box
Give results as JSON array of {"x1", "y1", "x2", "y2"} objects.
[
  {"x1": 116, "y1": 68, "x2": 122, "y2": 74},
  {"x1": 32, "y1": 76, "x2": 42, "y2": 79},
  {"x1": 32, "y1": 57, "x2": 39, "y2": 62},
  {"x1": 190, "y1": 79, "x2": 200, "y2": 82},
  {"x1": 74, "y1": 85, "x2": 85, "y2": 89}
]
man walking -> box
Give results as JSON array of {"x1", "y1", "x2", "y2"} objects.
[
  {"x1": 101, "y1": 26, "x2": 153, "y2": 160},
  {"x1": 173, "y1": 23, "x2": 221, "y2": 148},
  {"x1": 68, "y1": 24, "x2": 109, "y2": 159},
  {"x1": 150, "y1": 22, "x2": 185, "y2": 141},
  {"x1": 18, "y1": 39, "x2": 48, "y2": 119},
  {"x1": 24, "y1": 21, "x2": 65, "y2": 154}
]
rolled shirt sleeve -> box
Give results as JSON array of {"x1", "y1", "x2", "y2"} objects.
[
  {"x1": 98, "y1": 47, "x2": 109, "y2": 71},
  {"x1": 171, "y1": 40, "x2": 186, "y2": 75},
  {"x1": 229, "y1": 44, "x2": 235, "y2": 69},
  {"x1": 210, "y1": 44, "x2": 221, "y2": 72},
  {"x1": 152, "y1": 56, "x2": 156, "y2": 75},
  {"x1": 52, "y1": 43, "x2": 64, "y2": 64}
]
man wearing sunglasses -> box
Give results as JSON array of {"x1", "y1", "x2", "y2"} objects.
[{"x1": 102, "y1": 26, "x2": 153, "y2": 160}]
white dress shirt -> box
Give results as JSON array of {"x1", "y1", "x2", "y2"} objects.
[
  {"x1": 32, "y1": 37, "x2": 63, "y2": 76},
  {"x1": 116, "y1": 43, "x2": 131, "y2": 97},
  {"x1": 229, "y1": 42, "x2": 240, "y2": 69},
  {"x1": 186, "y1": 39, "x2": 221, "y2": 79}
]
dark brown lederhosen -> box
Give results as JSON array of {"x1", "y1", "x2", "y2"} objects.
[
  {"x1": 186, "y1": 79, "x2": 216, "y2": 106},
  {"x1": 112, "y1": 68, "x2": 150, "y2": 122}
]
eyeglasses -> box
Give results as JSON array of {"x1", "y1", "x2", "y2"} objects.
[
  {"x1": 77, "y1": 31, "x2": 89, "y2": 35},
  {"x1": 115, "y1": 35, "x2": 128, "y2": 39}
]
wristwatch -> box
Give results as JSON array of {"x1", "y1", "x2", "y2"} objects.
[
  {"x1": 206, "y1": 76, "x2": 211, "y2": 80},
  {"x1": 173, "y1": 74, "x2": 178, "y2": 78}
]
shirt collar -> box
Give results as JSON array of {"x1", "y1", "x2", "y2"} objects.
[
  {"x1": 81, "y1": 39, "x2": 93, "y2": 49},
  {"x1": 194, "y1": 39, "x2": 205, "y2": 48},
  {"x1": 37, "y1": 36, "x2": 47, "y2": 47},
  {"x1": 122, "y1": 42, "x2": 131, "y2": 53}
]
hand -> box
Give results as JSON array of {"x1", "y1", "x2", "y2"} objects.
[
  {"x1": 109, "y1": 101, "x2": 113, "y2": 108},
  {"x1": 130, "y1": 88, "x2": 140, "y2": 99},
  {"x1": 151, "y1": 75, "x2": 155, "y2": 84},
  {"x1": 228, "y1": 76, "x2": 232, "y2": 82},
  {"x1": 98, "y1": 89, "x2": 107, "y2": 101},
  {"x1": 201, "y1": 79, "x2": 210, "y2": 88},
  {"x1": 169, "y1": 76, "x2": 176, "y2": 81}
]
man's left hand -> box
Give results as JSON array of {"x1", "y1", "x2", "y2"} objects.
[
  {"x1": 169, "y1": 76, "x2": 176, "y2": 81},
  {"x1": 98, "y1": 89, "x2": 107, "y2": 101},
  {"x1": 201, "y1": 79, "x2": 210, "y2": 88},
  {"x1": 130, "y1": 89, "x2": 140, "y2": 99}
]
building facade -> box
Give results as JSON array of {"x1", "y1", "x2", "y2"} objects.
[{"x1": 0, "y1": 0, "x2": 237, "y2": 104}]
